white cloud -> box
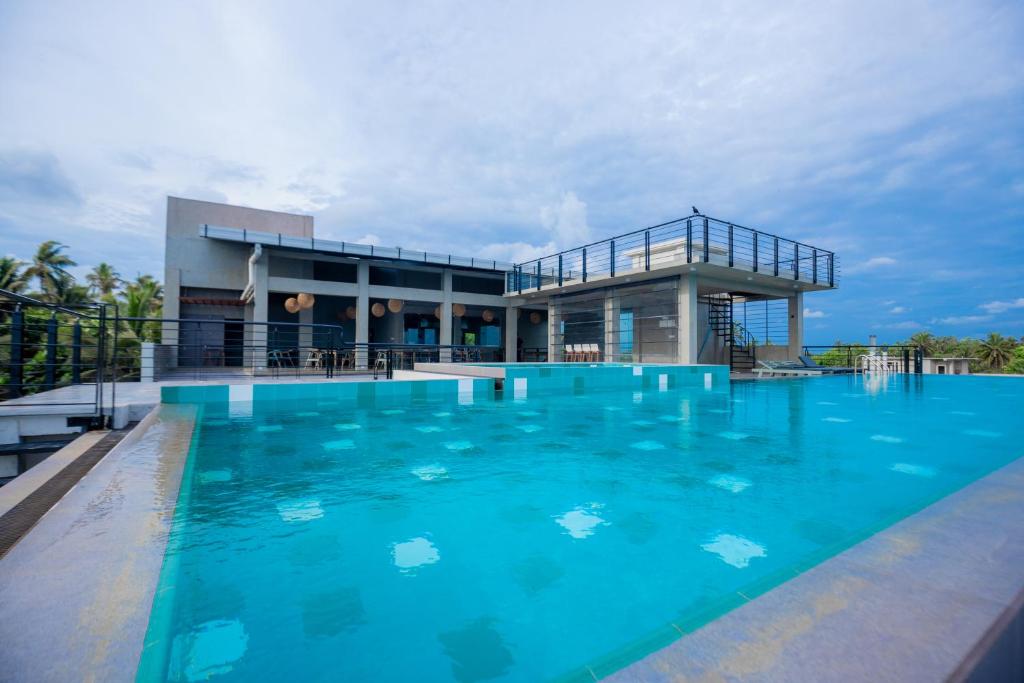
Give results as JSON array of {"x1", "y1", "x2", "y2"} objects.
[
  {"x1": 889, "y1": 306, "x2": 908, "y2": 314},
  {"x1": 803, "y1": 308, "x2": 827, "y2": 319},
  {"x1": 883, "y1": 320, "x2": 925, "y2": 330},
  {"x1": 0, "y1": 2, "x2": 1021, "y2": 281},
  {"x1": 979, "y1": 298, "x2": 1024, "y2": 314},
  {"x1": 932, "y1": 314, "x2": 993, "y2": 325},
  {"x1": 540, "y1": 192, "x2": 591, "y2": 250},
  {"x1": 844, "y1": 256, "x2": 898, "y2": 274}
]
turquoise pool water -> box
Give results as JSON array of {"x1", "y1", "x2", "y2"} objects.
[{"x1": 139, "y1": 375, "x2": 1024, "y2": 682}]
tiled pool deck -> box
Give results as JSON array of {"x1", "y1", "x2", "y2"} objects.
[{"x1": 0, "y1": 369, "x2": 1021, "y2": 681}]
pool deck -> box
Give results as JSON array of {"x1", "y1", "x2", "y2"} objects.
[
  {"x1": 0, "y1": 402, "x2": 1021, "y2": 680},
  {"x1": 0, "y1": 405, "x2": 197, "y2": 683}
]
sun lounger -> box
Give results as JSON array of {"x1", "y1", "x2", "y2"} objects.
[
  {"x1": 755, "y1": 360, "x2": 818, "y2": 378},
  {"x1": 799, "y1": 355, "x2": 855, "y2": 374}
]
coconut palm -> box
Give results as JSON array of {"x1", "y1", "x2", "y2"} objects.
[
  {"x1": 908, "y1": 331, "x2": 936, "y2": 356},
  {"x1": 45, "y1": 272, "x2": 91, "y2": 306},
  {"x1": 0, "y1": 256, "x2": 28, "y2": 293},
  {"x1": 86, "y1": 262, "x2": 121, "y2": 297},
  {"x1": 977, "y1": 332, "x2": 1014, "y2": 371},
  {"x1": 25, "y1": 241, "x2": 76, "y2": 296},
  {"x1": 119, "y1": 276, "x2": 163, "y2": 341}
]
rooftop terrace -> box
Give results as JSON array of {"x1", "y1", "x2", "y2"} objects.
[
  {"x1": 506, "y1": 213, "x2": 839, "y2": 296},
  {"x1": 200, "y1": 224, "x2": 514, "y2": 272}
]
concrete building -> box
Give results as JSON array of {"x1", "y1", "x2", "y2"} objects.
[
  {"x1": 163, "y1": 197, "x2": 547, "y2": 370},
  {"x1": 163, "y1": 197, "x2": 837, "y2": 370},
  {"x1": 922, "y1": 357, "x2": 973, "y2": 375},
  {"x1": 504, "y1": 214, "x2": 837, "y2": 368}
]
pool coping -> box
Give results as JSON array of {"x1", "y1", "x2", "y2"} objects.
[
  {"x1": 0, "y1": 404, "x2": 197, "y2": 683},
  {"x1": 605, "y1": 455, "x2": 1024, "y2": 682}
]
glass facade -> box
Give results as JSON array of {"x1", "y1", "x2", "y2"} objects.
[{"x1": 550, "y1": 278, "x2": 679, "y2": 363}]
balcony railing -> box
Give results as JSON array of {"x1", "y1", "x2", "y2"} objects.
[{"x1": 505, "y1": 214, "x2": 839, "y2": 293}]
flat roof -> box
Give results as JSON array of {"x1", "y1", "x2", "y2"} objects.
[{"x1": 200, "y1": 224, "x2": 513, "y2": 273}]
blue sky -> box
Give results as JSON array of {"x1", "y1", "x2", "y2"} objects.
[{"x1": 1, "y1": 1, "x2": 1022, "y2": 343}]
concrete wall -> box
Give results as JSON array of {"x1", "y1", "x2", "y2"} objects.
[{"x1": 164, "y1": 197, "x2": 314, "y2": 345}]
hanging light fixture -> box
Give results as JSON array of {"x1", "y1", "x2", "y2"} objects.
[
  {"x1": 284, "y1": 297, "x2": 300, "y2": 313},
  {"x1": 452, "y1": 303, "x2": 466, "y2": 317},
  {"x1": 345, "y1": 306, "x2": 357, "y2": 320},
  {"x1": 530, "y1": 311, "x2": 541, "y2": 325},
  {"x1": 481, "y1": 309, "x2": 494, "y2": 323},
  {"x1": 297, "y1": 292, "x2": 315, "y2": 309},
  {"x1": 387, "y1": 298, "x2": 404, "y2": 314},
  {"x1": 433, "y1": 306, "x2": 441, "y2": 320},
  {"x1": 371, "y1": 302, "x2": 386, "y2": 318}
]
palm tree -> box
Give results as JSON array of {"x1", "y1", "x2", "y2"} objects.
[
  {"x1": 0, "y1": 257, "x2": 28, "y2": 293},
  {"x1": 45, "y1": 272, "x2": 91, "y2": 306},
  {"x1": 25, "y1": 241, "x2": 76, "y2": 296},
  {"x1": 978, "y1": 332, "x2": 1014, "y2": 371},
  {"x1": 86, "y1": 262, "x2": 121, "y2": 297},
  {"x1": 119, "y1": 276, "x2": 163, "y2": 341},
  {"x1": 908, "y1": 331, "x2": 936, "y2": 356}
]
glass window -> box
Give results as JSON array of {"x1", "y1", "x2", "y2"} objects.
[{"x1": 619, "y1": 309, "x2": 634, "y2": 354}]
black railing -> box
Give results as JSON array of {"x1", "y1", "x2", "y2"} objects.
[
  {"x1": 506, "y1": 213, "x2": 838, "y2": 293},
  {"x1": 0, "y1": 288, "x2": 117, "y2": 426}
]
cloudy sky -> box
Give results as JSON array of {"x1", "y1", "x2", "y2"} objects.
[{"x1": 1, "y1": 0, "x2": 1022, "y2": 342}]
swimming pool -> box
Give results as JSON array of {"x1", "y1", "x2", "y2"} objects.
[{"x1": 138, "y1": 374, "x2": 1024, "y2": 682}]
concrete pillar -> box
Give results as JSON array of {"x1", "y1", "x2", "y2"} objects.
[
  {"x1": 788, "y1": 291, "x2": 804, "y2": 360},
  {"x1": 163, "y1": 268, "x2": 181, "y2": 370},
  {"x1": 504, "y1": 302, "x2": 518, "y2": 362},
  {"x1": 299, "y1": 305, "x2": 313, "y2": 365},
  {"x1": 356, "y1": 261, "x2": 369, "y2": 368},
  {"x1": 547, "y1": 300, "x2": 558, "y2": 361},
  {"x1": 440, "y1": 269, "x2": 453, "y2": 362},
  {"x1": 603, "y1": 291, "x2": 619, "y2": 362},
  {"x1": 678, "y1": 273, "x2": 699, "y2": 364},
  {"x1": 250, "y1": 254, "x2": 269, "y2": 371},
  {"x1": 141, "y1": 342, "x2": 155, "y2": 382}
]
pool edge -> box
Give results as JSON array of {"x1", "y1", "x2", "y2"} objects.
[{"x1": 603, "y1": 454, "x2": 1024, "y2": 682}]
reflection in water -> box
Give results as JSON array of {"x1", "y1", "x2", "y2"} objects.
[
  {"x1": 172, "y1": 619, "x2": 248, "y2": 682},
  {"x1": 392, "y1": 537, "x2": 440, "y2": 572},
  {"x1": 438, "y1": 618, "x2": 515, "y2": 683},
  {"x1": 701, "y1": 533, "x2": 767, "y2": 568},
  {"x1": 554, "y1": 504, "x2": 608, "y2": 539}
]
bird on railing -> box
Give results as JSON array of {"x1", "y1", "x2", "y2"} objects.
[{"x1": 692, "y1": 206, "x2": 701, "y2": 215}]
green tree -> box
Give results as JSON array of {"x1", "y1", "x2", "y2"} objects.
[
  {"x1": 45, "y1": 272, "x2": 91, "y2": 306},
  {"x1": 85, "y1": 262, "x2": 121, "y2": 296},
  {"x1": 25, "y1": 241, "x2": 77, "y2": 296},
  {"x1": 1005, "y1": 346, "x2": 1024, "y2": 374},
  {"x1": 118, "y1": 275, "x2": 163, "y2": 341},
  {"x1": 908, "y1": 331, "x2": 936, "y2": 356},
  {"x1": 0, "y1": 257, "x2": 28, "y2": 293},
  {"x1": 977, "y1": 332, "x2": 1014, "y2": 371}
]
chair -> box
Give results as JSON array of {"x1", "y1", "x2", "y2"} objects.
[
  {"x1": 565, "y1": 344, "x2": 577, "y2": 362},
  {"x1": 268, "y1": 349, "x2": 294, "y2": 368},
  {"x1": 374, "y1": 351, "x2": 389, "y2": 373},
  {"x1": 304, "y1": 349, "x2": 325, "y2": 369},
  {"x1": 799, "y1": 355, "x2": 855, "y2": 374},
  {"x1": 755, "y1": 360, "x2": 817, "y2": 378}
]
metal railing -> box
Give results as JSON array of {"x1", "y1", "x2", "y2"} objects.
[
  {"x1": 1, "y1": 288, "x2": 117, "y2": 426},
  {"x1": 506, "y1": 213, "x2": 838, "y2": 293},
  {"x1": 802, "y1": 345, "x2": 923, "y2": 373},
  {"x1": 201, "y1": 224, "x2": 514, "y2": 272}
]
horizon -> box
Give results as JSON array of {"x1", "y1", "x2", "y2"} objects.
[{"x1": 1, "y1": 1, "x2": 1022, "y2": 344}]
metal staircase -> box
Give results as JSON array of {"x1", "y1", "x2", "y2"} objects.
[{"x1": 706, "y1": 295, "x2": 756, "y2": 371}]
